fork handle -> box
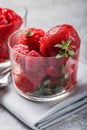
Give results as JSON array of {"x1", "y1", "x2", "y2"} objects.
[{"x1": 0, "y1": 67, "x2": 11, "y2": 77}]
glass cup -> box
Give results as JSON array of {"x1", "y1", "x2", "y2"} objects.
[
  {"x1": 8, "y1": 30, "x2": 80, "y2": 102},
  {"x1": 0, "y1": 0, "x2": 27, "y2": 68}
]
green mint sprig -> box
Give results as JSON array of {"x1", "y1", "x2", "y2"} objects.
[{"x1": 54, "y1": 38, "x2": 75, "y2": 58}]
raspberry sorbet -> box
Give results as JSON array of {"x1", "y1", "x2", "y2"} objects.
[
  {"x1": 0, "y1": 7, "x2": 23, "y2": 63},
  {"x1": 8, "y1": 24, "x2": 81, "y2": 101}
]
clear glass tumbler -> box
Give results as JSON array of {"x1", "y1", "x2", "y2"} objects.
[{"x1": 8, "y1": 30, "x2": 80, "y2": 102}]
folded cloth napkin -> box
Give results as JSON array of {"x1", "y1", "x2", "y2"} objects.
[{"x1": 0, "y1": 62, "x2": 87, "y2": 130}]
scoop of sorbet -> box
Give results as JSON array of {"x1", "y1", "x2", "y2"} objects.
[{"x1": 0, "y1": 7, "x2": 23, "y2": 63}]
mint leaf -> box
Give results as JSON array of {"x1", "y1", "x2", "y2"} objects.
[
  {"x1": 62, "y1": 43, "x2": 68, "y2": 50},
  {"x1": 67, "y1": 38, "x2": 72, "y2": 46},
  {"x1": 64, "y1": 73, "x2": 69, "y2": 79},
  {"x1": 56, "y1": 54, "x2": 63, "y2": 58},
  {"x1": 64, "y1": 53, "x2": 68, "y2": 57},
  {"x1": 59, "y1": 50, "x2": 65, "y2": 55},
  {"x1": 68, "y1": 50, "x2": 75, "y2": 56},
  {"x1": 62, "y1": 40, "x2": 66, "y2": 46},
  {"x1": 54, "y1": 44, "x2": 63, "y2": 48},
  {"x1": 43, "y1": 80, "x2": 50, "y2": 86},
  {"x1": 54, "y1": 38, "x2": 75, "y2": 58}
]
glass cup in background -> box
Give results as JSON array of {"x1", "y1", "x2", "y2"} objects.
[
  {"x1": 0, "y1": 0, "x2": 27, "y2": 68},
  {"x1": 8, "y1": 30, "x2": 80, "y2": 102}
]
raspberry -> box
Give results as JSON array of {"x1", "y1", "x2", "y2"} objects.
[{"x1": 18, "y1": 28, "x2": 45, "y2": 53}]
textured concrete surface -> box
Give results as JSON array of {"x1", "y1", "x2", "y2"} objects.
[{"x1": 0, "y1": 0, "x2": 87, "y2": 130}]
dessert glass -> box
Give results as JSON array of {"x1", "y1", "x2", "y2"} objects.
[
  {"x1": 8, "y1": 30, "x2": 80, "y2": 102},
  {"x1": 0, "y1": 1, "x2": 27, "y2": 68}
]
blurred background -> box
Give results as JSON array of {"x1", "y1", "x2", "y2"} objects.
[{"x1": 0, "y1": 0, "x2": 87, "y2": 60}]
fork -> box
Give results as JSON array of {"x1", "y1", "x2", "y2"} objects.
[
  {"x1": 0, "y1": 72, "x2": 11, "y2": 89},
  {"x1": 0, "y1": 67, "x2": 11, "y2": 78}
]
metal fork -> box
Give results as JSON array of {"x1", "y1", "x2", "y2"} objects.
[
  {"x1": 0, "y1": 67, "x2": 11, "y2": 77},
  {"x1": 0, "y1": 72, "x2": 11, "y2": 89}
]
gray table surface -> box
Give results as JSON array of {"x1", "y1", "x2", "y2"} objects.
[{"x1": 0, "y1": 0, "x2": 87, "y2": 130}]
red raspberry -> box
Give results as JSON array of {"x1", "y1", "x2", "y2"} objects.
[
  {"x1": 40, "y1": 24, "x2": 80, "y2": 57},
  {"x1": 14, "y1": 72, "x2": 35, "y2": 93},
  {"x1": 18, "y1": 28, "x2": 45, "y2": 53}
]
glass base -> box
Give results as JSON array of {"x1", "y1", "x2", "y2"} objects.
[{"x1": 14, "y1": 83, "x2": 74, "y2": 102}]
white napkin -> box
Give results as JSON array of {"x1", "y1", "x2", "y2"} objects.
[{"x1": 0, "y1": 62, "x2": 87, "y2": 130}]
